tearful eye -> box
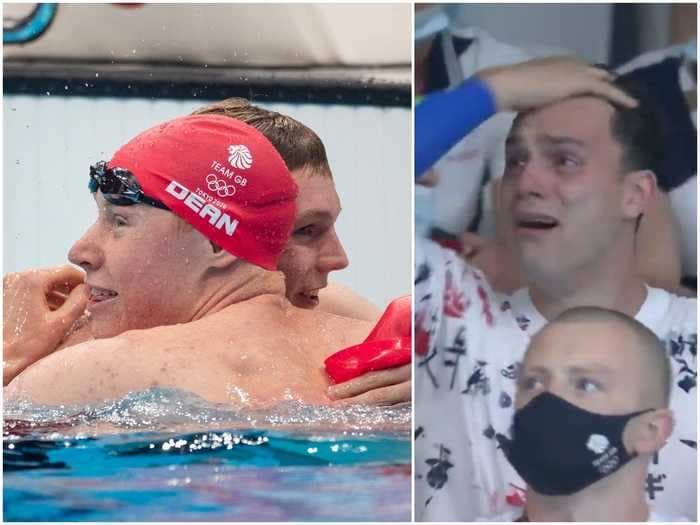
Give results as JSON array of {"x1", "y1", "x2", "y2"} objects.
[
  {"x1": 505, "y1": 156, "x2": 526, "y2": 171},
  {"x1": 555, "y1": 154, "x2": 581, "y2": 169}
]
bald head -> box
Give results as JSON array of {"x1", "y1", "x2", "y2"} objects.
[{"x1": 523, "y1": 307, "x2": 671, "y2": 410}]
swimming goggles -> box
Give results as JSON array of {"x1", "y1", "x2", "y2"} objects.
[{"x1": 88, "y1": 161, "x2": 169, "y2": 210}]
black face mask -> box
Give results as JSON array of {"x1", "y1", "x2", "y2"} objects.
[{"x1": 504, "y1": 392, "x2": 650, "y2": 496}]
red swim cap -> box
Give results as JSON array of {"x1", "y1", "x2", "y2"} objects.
[{"x1": 109, "y1": 115, "x2": 297, "y2": 270}]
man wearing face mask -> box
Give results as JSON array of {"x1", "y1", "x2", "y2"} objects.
[
  {"x1": 481, "y1": 307, "x2": 681, "y2": 522},
  {"x1": 414, "y1": 75, "x2": 696, "y2": 521}
]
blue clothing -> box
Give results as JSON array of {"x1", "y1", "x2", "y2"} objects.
[{"x1": 415, "y1": 78, "x2": 496, "y2": 177}]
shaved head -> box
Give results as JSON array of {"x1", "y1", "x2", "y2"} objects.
[{"x1": 527, "y1": 306, "x2": 671, "y2": 408}]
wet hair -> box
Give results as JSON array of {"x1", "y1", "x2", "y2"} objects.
[
  {"x1": 192, "y1": 98, "x2": 331, "y2": 177},
  {"x1": 532, "y1": 306, "x2": 671, "y2": 407}
]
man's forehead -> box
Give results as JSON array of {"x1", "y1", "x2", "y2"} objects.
[
  {"x1": 509, "y1": 96, "x2": 616, "y2": 143},
  {"x1": 522, "y1": 348, "x2": 622, "y2": 382},
  {"x1": 525, "y1": 320, "x2": 638, "y2": 371},
  {"x1": 292, "y1": 170, "x2": 341, "y2": 217},
  {"x1": 524, "y1": 362, "x2": 615, "y2": 378}
]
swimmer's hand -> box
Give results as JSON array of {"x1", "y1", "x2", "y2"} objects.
[
  {"x1": 478, "y1": 57, "x2": 638, "y2": 113},
  {"x1": 3, "y1": 266, "x2": 88, "y2": 386},
  {"x1": 327, "y1": 364, "x2": 410, "y2": 406}
]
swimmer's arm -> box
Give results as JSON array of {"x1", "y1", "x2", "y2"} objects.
[{"x1": 318, "y1": 282, "x2": 381, "y2": 322}]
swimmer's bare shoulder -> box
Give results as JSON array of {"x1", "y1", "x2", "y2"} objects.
[
  {"x1": 191, "y1": 295, "x2": 373, "y2": 359},
  {"x1": 4, "y1": 317, "x2": 243, "y2": 406},
  {"x1": 318, "y1": 282, "x2": 382, "y2": 322},
  {"x1": 5, "y1": 334, "x2": 150, "y2": 405},
  {"x1": 5, "y1": 299, "x2": 373, "y2": 407}
]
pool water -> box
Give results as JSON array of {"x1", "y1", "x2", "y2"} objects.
[{"x1": 4, "y1": 388, "x2": 411, "y2": 521}]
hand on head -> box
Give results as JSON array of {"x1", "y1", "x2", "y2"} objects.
[{"x1": 478, "y1": 57, "x2": 639, "y2": 113}]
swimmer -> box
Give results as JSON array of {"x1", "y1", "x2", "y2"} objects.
[
  {"x1": 4, "y1": 111, "x2": 408, "y2": 408},
  {"x1": 489, "y1": 307, "x2": 677, "y2": 522},
  {"x1": 191, "y1": 99, "x2": 409, "y2": 403},
  {"x1": 191, "y1": 99, "x2": 380, "y2": 319}
]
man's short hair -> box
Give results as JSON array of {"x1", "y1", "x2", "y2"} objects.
[
  {"x1": 544, "y1": 306, "x2": 672, "y2": 407},
  {"x1": 192, "y1": 98, "x2": 331, "y2": 176},
  {"x1": 608, "y1": 76, "x2": 665, "y2": 178},
  {"x1": 511, "y1": 74, "x2": 664, "y2": 179}
]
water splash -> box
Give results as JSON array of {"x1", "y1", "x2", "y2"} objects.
[{"x1": 4, "y1": 387, "x2": 410, "y2": 440}]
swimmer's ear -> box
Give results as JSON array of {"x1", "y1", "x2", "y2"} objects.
[
  {"x1": 625, "y1": 408, "x2": 674, "y2": 456},
  {"x1": 621, "y1": 169, "x2": 656, "y2": 221}
]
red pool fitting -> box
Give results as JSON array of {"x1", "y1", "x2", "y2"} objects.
[{"x1": 325, "y1": 296, "x2": 412, "y2": 384}]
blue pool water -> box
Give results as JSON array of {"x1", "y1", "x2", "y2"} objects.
[{"x1": 4, "y1": 388, "x2": 411, "y2": 521}]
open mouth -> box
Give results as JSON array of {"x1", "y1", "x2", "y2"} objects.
[
  {"x1": 297, "y1": 289, "x2": 320, "y2": 308},
  {"x1": 89, "y1": 285, "x2": 118, "y2": 305},
  {"x1": 514, "y1": 213, "x2": 560, "y2": 233}
]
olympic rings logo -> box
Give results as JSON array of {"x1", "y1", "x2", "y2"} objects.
[{"x1": 206, "y1": 174, "x2": 236, "y2": 197}]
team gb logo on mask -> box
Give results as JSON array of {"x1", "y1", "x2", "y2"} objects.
[
  {"x1": 228, "y1": 144, "x2": 253, "y2": 170},
  {"x1": 586, "y1": 434, "x2": 609, "y2": 454}
]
